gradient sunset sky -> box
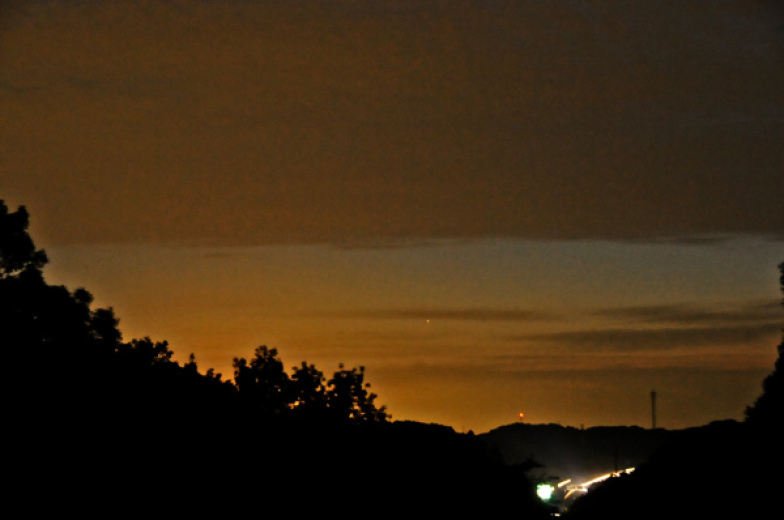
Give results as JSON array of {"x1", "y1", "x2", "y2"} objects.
[{"x1": 3, "y1": 0, "x2": 783, "y2": 433}]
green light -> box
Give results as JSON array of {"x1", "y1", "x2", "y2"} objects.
[{"x1": 537, "y1": 483, "x2": 554, "y2": 501}]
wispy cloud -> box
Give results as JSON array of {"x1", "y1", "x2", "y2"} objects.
[
  {"x1": 511, "y1": 323, "x2": 781, "y2": 352},
  {"x1": 500, "y1": 299, "x2": 782, "y2": 352},
  {"x1": 590, "y1": 300, "x2": 782, "y2": 327},
  {"x1": 325, "y1": 307, "x2": 559, "y2": 322},
  {"x1": 625, "y1": 234, "x2": 784, "y2": 246}
]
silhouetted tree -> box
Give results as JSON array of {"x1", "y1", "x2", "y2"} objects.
[
  {"x1": 1, "y1": 200, "x2": 124, "y2": 358},
  {"x1": 4, "y1": 199, "x2": 558, "y2": 518},
  {"x1": 565, "y1": 263, "x2": 784, "y2": 519},
  {"x1": 326, "y1": 364, "x2": 388, "y2": 423},
  {"x1": 233, "y1": 345, "x2": 291, "y2": 416},
  {"x1": 745, "y1": 261, "x2": 784, "y2": 430},
  {"x1": 290, "y1": 361, "x2": 328, "y2": 417},
  {"x1": 205, "y1": 367, "x2": 223, "y2": 381},
  {"x1": 1, "y1": 266, "x2": 113, "y2": 356},
  {"x1": 118, "y1": 336, "x2": 174, "y2": 366},
  {"x1": 0, "y1": 200, "x2": 47, "y2": 278},
  {"x1": 89, "y1": 307, "x2": 123, "y2": 350},
  {"x1": 184, "y1": 352, "x2": 199, "y2": 374}
]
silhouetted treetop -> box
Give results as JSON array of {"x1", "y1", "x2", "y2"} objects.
[
  {"x1": 0, "y1": 200, "x2": 48, "y2": 278},
  {"x1": 118, "y1": 337, "x2": 175, "y2": 366},
  {"x1": 744, "y1": 261, "x2": 784, "y2": 429},
  {"x1": 290, "y1": 361, "x2": 327, "y2": 416},
  {"x1": 233, "y1": 345, "x2": 291, "y2": 416},
  {"x1": 232, "y1": 348, "x2": 389, "y2": 423},
  {"x1": 4, "y1": 199, "x2": 551, "y2": 517},
  {"x1": 327, "y1": 364, "x2": 388, "y2": 423}
]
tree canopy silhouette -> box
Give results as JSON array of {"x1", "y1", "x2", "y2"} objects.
[
  {"x1": 0, "y1": 201, "x2": 47, "y2": 277},
  {"x1": 744, "y1": 261, "x2": 784, "y2": 431},
  {"x1": 1, "y1": 199, "x2": 386, "y2": 426},
  {"x1": 565, "y1": 261, "x2": 784, "y2": 519},
  {"x1": 232, "y1": 347, "x2": 388, "y2": 423},
  {"x1": 3, "y1": 199, "x2": 551, "y2": 518},
  {"x1": 1, "y1": 201, "x2": 122, "y2": 362},
  {"x1": 327, "y1": 363, "x2": 388, "y2": 423},
  {"x1": 233, "y1": 345, "x2": 291, "y2": 416}
]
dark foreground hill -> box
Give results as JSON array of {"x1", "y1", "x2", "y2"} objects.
[
  {"x1": 481, "y1": 420, "x2": 782, "y2": 517},
  {"x1": 563, "y1": 419, "x2": 781, "y2": 518},
  {"x1": 14, "y1": 413, "x2": 554, "y2": 517},
  {"x1": 479, "y1": 259, "x2": 784, "y2": 517},
  {"x1": 4, "y1": 202, "x2": 782, "y2": 518},
  {"x1": 2, "y1": 200, "x2": 553, "y2": 518},
  {"x1": 480, "y1": 422, "x2": 675, "y2": 485},
  {"x1": 11, "y1": 364, "x2": 553, "y2": 517}
]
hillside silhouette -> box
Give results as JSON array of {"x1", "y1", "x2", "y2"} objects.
[
  {"x1": 480, "y1": 263, "x2": 783, "y2": 517},
  {"x1": 4, "y1": 200, "x2": 782, "y2": 517},
  {"x1": 562, "y1": 264, "x2": 781, "y2": 518},
  {"x1": 559, "y1": 417, "x2": 781, "y2": 518},
  {"x1": 481, "y1": 422, "x2": 674, "y2": 485},
  {"x1": 2, "y1": 200, "x2": 552, "y2": 517}
]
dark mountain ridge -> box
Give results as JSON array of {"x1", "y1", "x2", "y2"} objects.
[{"x1": 480, "y1": 422, "x2": 679, "y2": 485}]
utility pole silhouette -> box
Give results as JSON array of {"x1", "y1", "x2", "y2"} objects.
[{"x1": 651, "y1": 390, "x2": 657, "y2": 429}]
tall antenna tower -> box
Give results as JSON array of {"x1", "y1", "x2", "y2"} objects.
[{"x1": 651, "y1": 390, "x2": 657, "y2": 429}]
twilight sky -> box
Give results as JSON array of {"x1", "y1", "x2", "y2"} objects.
[{"x1": 2, "y1": 0, "x2": 783, "y2": 433}]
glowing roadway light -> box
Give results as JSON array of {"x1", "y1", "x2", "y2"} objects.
[
  {"x1": 563, "y1": 467, "x2": 636, "y2": 499},
  {"x1": 537, "y1": 483, "x2": 555, "y2": 501},
  {"x1": 577, "y1": 467, "x2": 636, "y2": 488}
]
